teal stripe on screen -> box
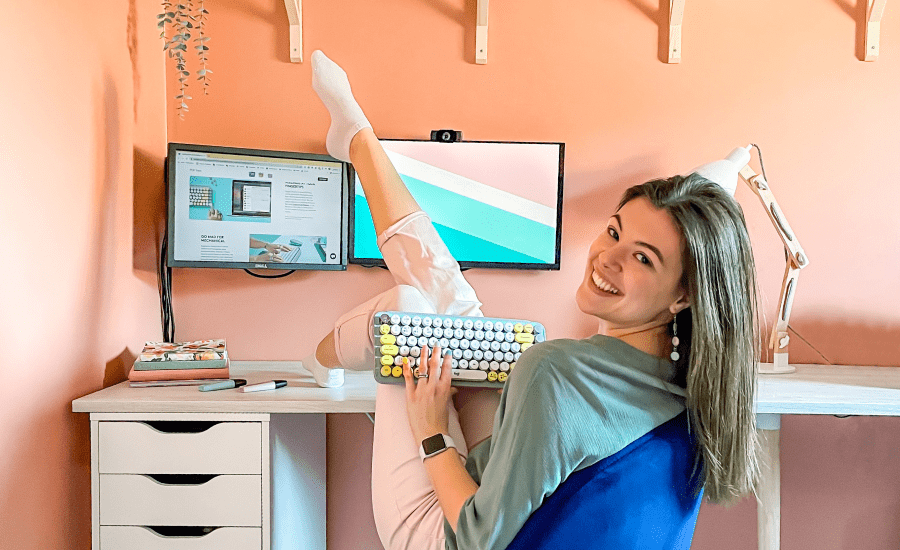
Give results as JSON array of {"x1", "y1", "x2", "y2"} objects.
[
  {"x1": 353, "y1": 196, "x2": 551, "y2": 265},
  {"x1": 354, "y1": 176, "x2": 557, "y2": 263}
]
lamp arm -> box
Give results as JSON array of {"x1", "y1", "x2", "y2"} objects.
[
  {"x1": 738, "y1": 165, "x2": 809, "y2": 270},
  {"x1": 738, "y1": 164, "x2": 808, "y2": 374}
]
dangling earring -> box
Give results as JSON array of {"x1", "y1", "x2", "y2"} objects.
[{"x1": 670, "y1": 316, "x2": 680, "y2": 363}]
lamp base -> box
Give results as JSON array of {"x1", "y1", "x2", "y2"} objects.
[{"x1": 758, "y1": 353, "x2": 796, "y2": 374}]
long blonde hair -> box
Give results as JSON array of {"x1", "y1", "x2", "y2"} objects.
[{"x1": 618, "y1": 173, "x2": 761, "y2": 504}]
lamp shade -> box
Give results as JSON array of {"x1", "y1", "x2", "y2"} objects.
[{"x1": 688, "y1": 145, "x2": 752, "y2": 196}]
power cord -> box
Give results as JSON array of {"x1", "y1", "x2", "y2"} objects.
[
  {"x1": 159, "y1": 228, "x2": 175, "y2": 343},
  {"x1": 243, "y1": 269, "x2": 296, "y2": 279}
]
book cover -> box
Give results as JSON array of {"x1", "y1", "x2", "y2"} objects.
[{"x1": 133, "y1": 339, "x2": 228, "y2": 371}]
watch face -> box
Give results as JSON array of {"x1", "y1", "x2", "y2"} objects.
[{"x1": 422, "y1": 434, "x2": 446, "y2": 455}]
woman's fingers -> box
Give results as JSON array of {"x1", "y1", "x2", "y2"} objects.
[{"x1": 402, "y1": 357, "x2": 415, "y2": 400}]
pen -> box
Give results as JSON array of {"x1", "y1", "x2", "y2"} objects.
[
  {"x1": 241, "y1": 380, "x2": 288, "y2": 393},
  {"x1": 198, "y1": 379, "x2": 247, "y2": 392}
]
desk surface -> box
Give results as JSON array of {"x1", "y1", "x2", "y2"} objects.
[{"x1": 72, "y1": 362, "x2": 900, "y2": 416}]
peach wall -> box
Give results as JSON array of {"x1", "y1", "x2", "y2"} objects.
[
  {"x1": 0, "y1": 0, "x2": 164, "y2": 547},
  {"x1": 155, "y1": 0, "x2": 900, "y2": 548}
]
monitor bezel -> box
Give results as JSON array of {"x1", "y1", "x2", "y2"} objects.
[
  {"x1": 348, "y1": 138, "x2": 565, "y2": 271},
  {"x1": 166, "y1": 142, "x2": 351, "y2": 271}
]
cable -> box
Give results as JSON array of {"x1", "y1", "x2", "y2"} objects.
[
  {"x1": 751, "y1": 143, "x2": 768, "y2": 182},
  {"x1": 244, "y1": 269, "x2": 296, "y2": 279},
  {"x1": 365, "y1": 413, "x2": 375, "y2": 425},
  {"x1": 787, "y1": 324, "x2": 833, "y2": 365},
  {"x1": 159, "y1": 227, "x2": 175, "y2": 343}
]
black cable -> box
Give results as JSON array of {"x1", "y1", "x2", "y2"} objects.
[
  {"x1": 243, "y1": 268, "x2": 296, "y2": 279},
  {"x1": 159, "y1": 228, "x2": 175, "y2": 343}
]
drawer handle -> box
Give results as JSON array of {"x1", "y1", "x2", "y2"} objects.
[
  {"x1": 142, "y1": 420, "x2": 219, "y2": 433},
  {"x1": 144, "y1": 526, "x2": 220, "y2": 538},
  {"x1": 145, "y1": 474, "x2": 219, "y2": 485}
]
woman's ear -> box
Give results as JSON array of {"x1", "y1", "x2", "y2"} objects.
[{"x1": 669, "y1": 294, "x2": 690, "y2": 316}]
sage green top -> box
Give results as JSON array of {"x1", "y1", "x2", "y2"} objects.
[{"x1": 444, "y1": 335, "x2": 688, "y2": 550}]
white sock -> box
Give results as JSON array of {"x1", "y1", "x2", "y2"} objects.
[
  {"x1": 301, "y1": 351, "x2": 344, "y2": 388},
  {"x1": 311, "y1": 50, "x2": 372, "y2": 162}
]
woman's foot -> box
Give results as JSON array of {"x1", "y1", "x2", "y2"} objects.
[
  {"x1": 302, "y1": 351, "x2": 345, "y2": 388},
  {"x1": 311, "y1": 50, "x2": 371, "y2": 162}
]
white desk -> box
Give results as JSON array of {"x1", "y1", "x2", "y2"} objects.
[{"x1": 73, "y1": 362, "x2": 900, "y2": 550}]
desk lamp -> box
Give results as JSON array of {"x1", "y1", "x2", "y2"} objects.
[{"x1": 690, "y1": 146, "x2": 808, "y2": 374}]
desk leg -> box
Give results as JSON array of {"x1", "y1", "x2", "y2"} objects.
[{"x1": 756, "y1": 414, "x2": 782, "y2": 550}]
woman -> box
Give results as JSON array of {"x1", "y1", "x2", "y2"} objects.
[{"x1": 302, "y1": 50, "x2": 760, "y2": 549}]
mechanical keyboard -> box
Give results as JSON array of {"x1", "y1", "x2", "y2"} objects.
[
  {"x1": 189, "y1": 185, "x2": 213, "y2": 207},
  {"x1": 373, "y1": 311, "x2": 546, "y2": 388}
]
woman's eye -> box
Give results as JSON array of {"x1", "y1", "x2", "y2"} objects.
[
  {"x1": 636, "y1": 253, "x2": 652, "y2": 266},
  {"x1": 607, "y1": 227, "x2": 619, "y2": 240}
]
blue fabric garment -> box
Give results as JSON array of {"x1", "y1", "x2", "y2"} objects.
[{"x1": 504, "y1": 411, "x2": 703, "y2": 550}]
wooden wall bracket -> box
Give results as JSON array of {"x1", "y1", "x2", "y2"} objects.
[
  {"x1": 285, "y1": 0, "x2": 303, "y2": 62},
  {"x1": 866, "y1": 0, "x2": 888, "y2": 61},
  {"x1": 668, "y1": 0, "x2": 685, "y2": 63},
  {"x1": 476, "y1": 0, "x2": 489, "y2": 64}
]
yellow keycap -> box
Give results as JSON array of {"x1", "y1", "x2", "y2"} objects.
[
  {"x1": 515, "y1": 333, "x2": 534, "y2": 344},
  {"x1": 392, "y1": 366, "x2": 403, "y2": 377},
  {"x1": 413, "y1": 367, "x2": 421, "y2": 378},
  {"x1": 498, "y1": 372, "x2": 508, "y2": 382},
  {"x1": 381, "y1": 365, "x2": 392, "y2": 377},
  {"x1": 513, "y1": 323, "x2": 523, "y2": 333},
  {"x1": 520, "y1": 342, "x2": 532, "y2": 351},
  {"x1": 524, "y1": 324, "x2": 534, "y2": 334},
  {"x1": 381, "y1": 355, "x2": 394, "y2": 366},
  {"x1": 380, "y1": 334, "x2": 396, "y2": 345},
  {"x1": 380, "y1": 324, "x2": 390, "y2": 335},
  {"x1": 381, "y1": 344, "x2": 399, "y2": 356},
  {"x1": 487, "y1": 371, "x2": 498, "y2": 382}
]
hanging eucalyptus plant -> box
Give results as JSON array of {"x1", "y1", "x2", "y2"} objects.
[{"x1": 158, "y1": 1, "x2": 211, "y2": 118}]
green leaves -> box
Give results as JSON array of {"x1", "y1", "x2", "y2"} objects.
[{"x1": 159, "y1": 0, "x2": 210, "y2": 119}]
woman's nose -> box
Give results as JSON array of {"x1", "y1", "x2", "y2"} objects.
[{"x1": 598, "y1": 246, "x2": 624, "y2": 271}]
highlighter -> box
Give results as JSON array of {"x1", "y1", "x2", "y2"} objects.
[{"x1": 199, "y1": 379, "x2": 247, "y2": 392}]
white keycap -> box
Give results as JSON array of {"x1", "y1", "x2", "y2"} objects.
[
  {"x1": 423, "y1": 317, "x2": 433, "y2": 327},
  {"x1": 504, "y1": 352, "x2": 514, "y2": 362},
  {"x1": 442, "y1": 318, "x2": 453, "y2": 329},
  {"x1": 465, "y1": 330, "x2": 475, "y2": 340},
  {"x1": 490, "y1": 341, "x2": 501, "y2": 352},
  {"x1": 500, "y1": 342, "x2": 511, "y2": 352},
  {"x1": 500, "y1": 362, "x2": 510, "y2": 372},
  {"x1": 485, "y1": 331, "x2": 495, "y2": 342},
  {"x1": 391, "y1": 314, "x2": 401, "y2": 325},
  {"x1": 460, "y1": 340, "x2": 470, "y2": 350},
  {"x1": 474, "y1": 320, "x2": 484, "y2": 331},
  {"x1": 511, "y1": 343, "x2": 521, "y2": 352},
  {"x1": 452, "y1": 349, "x2": 463, "y2": 359},
  {"x1": 453, "y1": 318, "x2": 464, "y2": 329},
  {"x1": 454, "y1": 328, "x2": 464, "y2": 339},
  {"x1": 412, "y1": 316, "x2": 422, "y2": 326},
  {"x1": 489, "y1": 361, "x2": 500, "y2": 371},
  {"x1": 451, "y1": 369, "x2": 488, "y2": 381},
  {"x1": 480, "y1": 341, "x2": 490, "y2": 351},
  {"x1": 459, "y1": 359, "x2": 469, "y2": 369},
  {"x1": 400, "y1": 326, "x2": 412, "y2": 337},
  {"x1": 504, "y1": 322, "x2": 514, "y2": 332},
  {"x1": 463, "y1": 319, "x2": 474, "y2": 330},
  {"x1": 484, "y1": 350, "x2": 494, "y2": 361},
  {"x1": 411, "y1": 347, "x2": 421, "y2": 357},
  {"x1": 473, "y1": 350, "x2": 483, "y2": 361},
  {"x1": 390, "y1": 325, "x2": 401, "y2": 336},
  {"x1": 423, "y1": 326, "x2": 433, "y2": 338},
  {"x1": 433, "y1": 327, "x2": 444, "y2": 338},
  {"x1": 484, "y1": 321, "x2": 494, "y2": 331},
  {"x1": 439, "y1": 338, "x2": 450, "y2": 349},
  {"x1": 505, "y1": 333, "x2": 515, "y2": 343},
  {"x1": 401, "y1": 315, "x2": 411, "y2": 326},
  {"x1": 463, "y1": 349, "x2": 473, "y2": 360},
  {"x1": 397, "y1": 335, "x2": 407, "y2": 346},
  {"x1": 400, "y1": 346, "x2": 410, "y2": 356},
  {"x1": 449, "y1": 338, "x2": 460, "y2": 349},
  {"x1": 412, "y1": 326, "x2": 422, "y2": 337},
  {"x1": 474, "y1": 330, "x2": 484, "y2": 340},
  {"x1": 479, "y1": 360, "x2": 490, "y2": 371}
]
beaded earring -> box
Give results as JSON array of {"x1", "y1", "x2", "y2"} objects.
[{"x1": 670, "y1": 316, "x2": 680, "y2": 363}]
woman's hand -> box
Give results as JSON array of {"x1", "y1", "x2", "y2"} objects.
[
  {"x1": 265, "y1": 243, "x2": 292, "y2": 253},
  {"x1": 403, "y1": 346, "x2": 457, "y2": 444}
]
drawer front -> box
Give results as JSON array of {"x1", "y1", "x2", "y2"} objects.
[
  {"x1": 99, "y1": 421, "x2": 261, "y2": 474},
  {"x1": 100, "y1": 526, "x2": 261, "y2": 550},
  {"x1": 100, "y1": 474, "x2": 262, "y2": 526}
]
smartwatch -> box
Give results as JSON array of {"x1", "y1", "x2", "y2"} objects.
[{"x1": 419, "y1": 433, "x2": 456, "y2": 461}]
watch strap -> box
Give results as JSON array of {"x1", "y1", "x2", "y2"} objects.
[{"x1": 419, "y1": 433, "x2": 456, "y2": 461}]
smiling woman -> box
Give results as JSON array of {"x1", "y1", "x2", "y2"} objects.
[
  {"x1": 580, "y1": 173, "x2": 762, "y2": 504},
  {"x1": 299, "y1": 49, "x2": 761, "y2": 550}
]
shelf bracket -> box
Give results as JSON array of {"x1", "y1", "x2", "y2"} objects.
[
  {"x1": 284, "y1": 0, "x2": 302, "y2": 62},
  {"x1": 865, "y1": 0, "x2": 887, "y2": 61},
  {"x1": 476, "y1": 0, "x2": 489, "y2": 64},
  {"x1": 668, "y1": 0, "x2": 685, "y2": 63}
]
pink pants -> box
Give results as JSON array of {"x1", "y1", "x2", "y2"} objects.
[{"x1": 331, "y1": 211, "x2": 496, "y2": 550}]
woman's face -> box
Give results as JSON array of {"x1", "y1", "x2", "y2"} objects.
[{"x1": 575, "y1": 196, "x2": 689, "y2": 331}]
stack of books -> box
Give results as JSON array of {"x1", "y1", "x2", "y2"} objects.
[{"x1": 128, "y1": 339, "x2": 230, "y2": 387}]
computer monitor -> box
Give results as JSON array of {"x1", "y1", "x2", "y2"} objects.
[
  {"x1": 350, "y1": 139, "x2": 565, "y2": 270},
  {"x1": 166, "y1": 143, "x2": 350, "y2": 270}
]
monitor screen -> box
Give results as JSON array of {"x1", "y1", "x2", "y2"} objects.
[
  {"x1": 350, "y1": 140, "x2": 564, "y2": 270},
  {"x1": 167, "y1": 143, "x2": 350, "y2": 270}
]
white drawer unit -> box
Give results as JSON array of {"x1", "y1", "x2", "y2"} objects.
[
  {"x1": 100, "y1": 526, "x2": 261, "y2": 550},
  {"x1": 89, "y1": 413, "x2": 271, "y2": 550}
]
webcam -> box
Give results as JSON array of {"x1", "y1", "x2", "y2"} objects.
[{"x1": 430, "y1": 129, "x2": 463, "y2": 143}]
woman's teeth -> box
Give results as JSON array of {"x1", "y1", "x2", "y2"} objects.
[{"x1": 591, "y1": 271, "x2": 620, "y2": 294}]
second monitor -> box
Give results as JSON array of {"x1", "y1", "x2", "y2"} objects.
[{"x1": 350, "y1": 139, "x2": 565, "y2": 270}]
